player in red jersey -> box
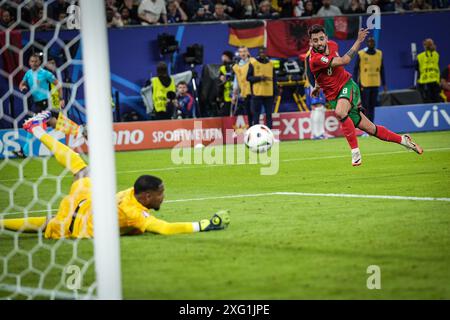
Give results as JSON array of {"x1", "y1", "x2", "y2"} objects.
[{"x1": 308, "y1": 24, "x2": 423, "y2": 166}]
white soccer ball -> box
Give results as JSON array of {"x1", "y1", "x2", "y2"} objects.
[{"x1": 244, "y1": 124, "x2": 274, "y2": 153}]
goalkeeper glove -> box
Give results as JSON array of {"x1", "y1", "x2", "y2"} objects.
[{"x1": 199, "y1": 210, "x2": 230, "y2": 232}]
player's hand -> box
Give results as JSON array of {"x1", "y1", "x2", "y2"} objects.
[
  {"x1": 311, "y1": 86, "x2": 320, "y2": 98},
  {"x1": 59, "y1": 100, "x2": 65, "y2": 109},
  {"x1": 357, "y1": 28, "x2": 369, "y2": 43},
  {"x1": 199, "y1": 210, "x2": 230, "y2": 231},
  {"x1": 19, "y1": 84, "x2": 28, "y2": 92},
  {"x1": 231, "y1": 95, "x2": 237, "y2": 105}
]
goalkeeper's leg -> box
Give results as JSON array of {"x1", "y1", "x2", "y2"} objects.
[
  {"x1": 23, "y1": 116, "x2": 88, "y2": 178},
  {"x1": 0, "y1": 217, "x2": 48, "y2": 233}
]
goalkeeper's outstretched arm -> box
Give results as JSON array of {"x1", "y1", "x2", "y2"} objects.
[{"x1": 145, "y1": 210, "x2": 230, "y2": 235}]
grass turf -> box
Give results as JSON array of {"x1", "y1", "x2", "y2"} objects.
[{"x1": 0, "y1": 131, "x2": 449, "y2": 299}]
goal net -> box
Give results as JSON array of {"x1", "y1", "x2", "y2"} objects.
[{"x1": 0, "y1": 0, "x2": 121, "y2": 300}]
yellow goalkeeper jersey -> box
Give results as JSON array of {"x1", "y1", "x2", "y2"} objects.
[
  {"x1": 116, "y1": 188, "x2": 151, "y2": 235},
  {"x1": 45, "y1": 180, "x2": 151, "y2": 239}
]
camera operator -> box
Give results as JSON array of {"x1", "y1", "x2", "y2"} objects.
[{"x1": 218, "y1": 51, "x2": 234, "y2": 116}]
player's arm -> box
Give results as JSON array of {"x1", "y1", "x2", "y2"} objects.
[
  {"x1": 19, "y1": 73, "x2": 28, "y2": 92},
  {"x1": 145, "y1": 210, "x2": 230, "y2": 235},
  {"x1": 330, "y1": 28, "x2": 369, "y2": 67}
]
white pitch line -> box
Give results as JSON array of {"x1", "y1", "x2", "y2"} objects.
[
  {"x1": 2, "y1": 191, "x2": 449, "y2": 216},
  {"x1": 1, "y1": 146, "x2": 449, "y2": 183}
]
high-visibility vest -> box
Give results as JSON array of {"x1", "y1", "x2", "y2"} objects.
[
  {"x1": 219, "y1": 65, "x2": 232, "y2": 102},
  {"x1": 417, "y1": 50, "x2": 440, "y2": 84},
  {"x1": 50, "y1": 82, "x2": 61, "y2": 109},
  {"x1": 358, "y1": 49, "x2": 382, "y2": 87},
  {"x1": 250, "y1": 59, "x2": 274, "y2": 97},
  {"x1": 232, "y1": 57, "x2": 255, "y2": 98},
  {"x1": 151, "y1": 76, "x2": 175, "y2": 112}
]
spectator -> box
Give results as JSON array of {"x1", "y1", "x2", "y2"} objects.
[
  {"x1": 57, "y1": 11, "x2": 68, "y2": 29},
  {"x1": 105, "y1": 0, "x2": 119, "y2": 13},
  {"x1": 48, "y1": 0, "x2": 69, "y2": 21},
  {"x1": 256, "y1": 1, "x2": 280, "y2": 19},
  {"x1": 295, "y1": 0, "x2": 316, "y2": 16},
  {"x1": 120, "y1": 7, "x2": 136, "y2": 25},
  {"x1": 411, "y1": 0, "x2": 432, "y2": 10},
  {"x1": 279, "y1": 0, "x2": 295, "y2": 17},
  {"x1": 138, "y1": 0, "x2": 168, "y2": 25},
  {"x1": 235, "y1": 0, "x2": 257, "y2": 19},
  {"x1": 393, "y1": 0, "x2": 410, "y2": 12},
  {"x1": 174, "y1": 81, "x2": 195, "y2": 118},
  {"x1": 416, "y1": 38, "x2": 442, "y2": 103},
  {"x1": 213, "y1": 3, "x2": 232, "y2": 20},
  {"x1": 7, "y1": 1, "x2": 32, "y2": 27},
  {"x1": 192, "y1": 6, "x2": 215, "y2": 21},
  {"x1": 33, "y1": 6, "x2": 53, "y2": 31},
  {"x1": 345, "y1": 0, "x2": 365, "y2": 13},
  {"x1": 332, "y1": 0, "x2": 351, "y2": 11},
  {"x1": 119, "y1": 0, "x2": 140, "y2": 23},
  {"x1": 106, "y1": 7, "x2": 124, "y2": 27},
  {"x1": 167, "y1": 0, "x2": 188, "y2": 23},
  {"x1": 1, "y1": 9, "x2": 13, "y2": 28},
  {"x1": 216, "y1": 0, "x2": 236, "y2": 17},
  {"x1": 187, "y1": 0, "x2": 215, "y2": 18},
  {"x1": 441, "y1": 63, "x2": 450, "y2": 102},
  {"x1": 316, "y1": 0, "x2": 342, "y2": 16}
]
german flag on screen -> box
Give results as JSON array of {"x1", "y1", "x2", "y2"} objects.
[{"x1": 228, "y1": 21, "x2": 265, "y2": 48}]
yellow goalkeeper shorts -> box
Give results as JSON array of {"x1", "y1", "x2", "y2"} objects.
[{"x1": 45, "y1": 177, "x2": 94, "y2": 239}]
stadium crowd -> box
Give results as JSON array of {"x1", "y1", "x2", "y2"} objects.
[{"x1": 0, "y1": 0, "x2": 449, "y2": 29}]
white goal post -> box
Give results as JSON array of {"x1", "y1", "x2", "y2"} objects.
[{"x1": 79, "y1": 0, "x2": 122, "y2": 300}]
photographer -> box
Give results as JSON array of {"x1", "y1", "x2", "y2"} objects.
[
  {"x1": 218, "y1": 51, "x2": 234, "y2": 116},
  {"x1": 151, "y1": 62, "x2": 176, "y2": 120}
]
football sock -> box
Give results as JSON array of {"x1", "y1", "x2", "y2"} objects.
[
  {"x1": 374, "y1": 125, "x2": 402, "y2": 144},
  {"x1": 0, "y1": 217, "x2": 47, "y2": 232},
  {"x1": 31, "y1": 126, "x2": 87, "y2": 175},
  {"x1": 340, "y1": 116, "x2": 359, "y2": 149}
]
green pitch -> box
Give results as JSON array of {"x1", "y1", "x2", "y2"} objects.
[{"x1": 1, "y1": 131, "x2": 449, "y2": 299}]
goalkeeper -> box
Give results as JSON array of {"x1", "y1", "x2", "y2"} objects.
[{"x1": 1, "y1": 114, "x2": 230, "y2": 239}]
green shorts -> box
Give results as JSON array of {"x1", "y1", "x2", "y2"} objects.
[{"x1": 328, "y1": 78, "x2": 362, "y2": 126}]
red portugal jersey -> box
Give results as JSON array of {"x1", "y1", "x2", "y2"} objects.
[{"x1": 309, "y1": 40, "x2": 352, "y2": 101}]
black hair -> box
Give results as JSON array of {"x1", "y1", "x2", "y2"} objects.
[
  {"x1": 177, "y1": 81, "x2": 187, "y2": 87},
  {"x1": 156, "y1": 61, "x2": 169, "y2": 78},
  {"x1": 134, "y1": 175, "x2": 163, "y2": 194},
  {"x1": 308, "y1": 24, "x2": 326, "y2": 38},
  {"x1": 222, "y1": 50, "x2": 234, "y2": 60}
]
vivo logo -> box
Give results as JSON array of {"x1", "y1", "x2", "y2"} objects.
[{"x1": 407, "y1": 106, "x2": 450, "y2": 128}]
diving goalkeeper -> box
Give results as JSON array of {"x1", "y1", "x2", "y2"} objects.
[{"x1": 0, "y1": 113, "x2": 230, "y2": 238}]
